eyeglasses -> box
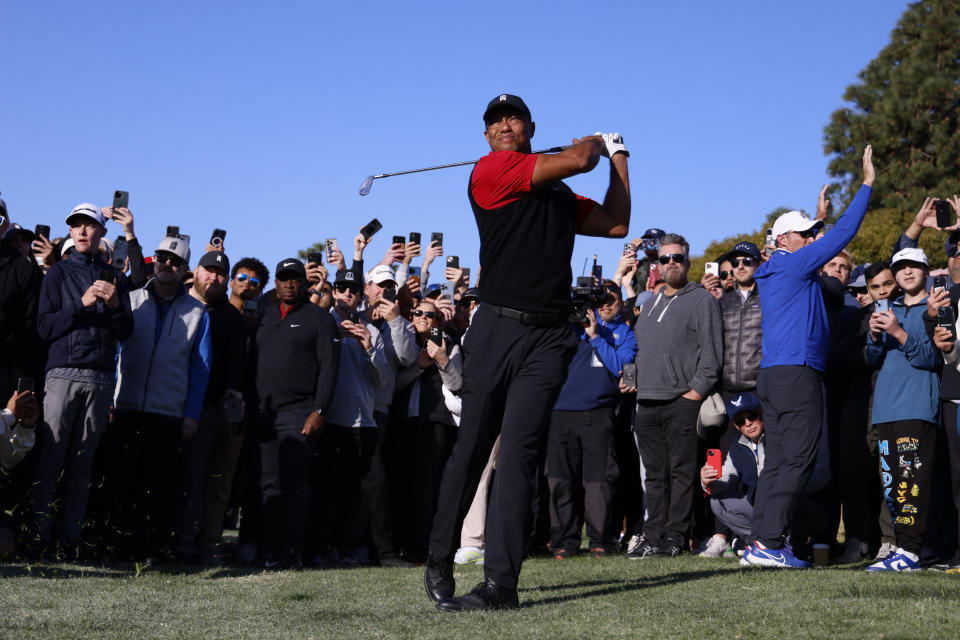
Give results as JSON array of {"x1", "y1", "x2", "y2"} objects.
[
  {"x1": 730, "y1": 257, "x2": 757, "y2": 268},
  {"x1": 658, "y1": 254, "x2": 685, "y2": 265},
  {"x1": 734, "y1": 411, "x2": 761, "y2": 427},
  {"x1": 412, "y1": 309, "x2": 437, "y2": 319},
  {"x1": 334, "y1": 283, "x2": 361, "y2": 294},
  {"x1": 235, "y1": 273, "x2": 261, "y2": 288},
  {"x1": 155, "y1": 252, "x2": 185, "y2": 267}
]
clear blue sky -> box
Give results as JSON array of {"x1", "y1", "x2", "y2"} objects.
[{"x1": 0, "y1": 1, "x2": 910, "y2": 279}]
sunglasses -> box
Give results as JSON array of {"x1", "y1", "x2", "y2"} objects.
[
  {"x1": 795, "y1": 227, "x2": 820, "y2": 239},
  {"x1": 730, "y1": 257, "x2": 757, "y2": 268},
  {"x1": 412, "y1": 309, "x2": 437, "y2": 319},
  {"x1": 734, "y1": 411, "x2": 761, "y2": 427},
  {"x1": 334, "y1": 283, "x2": 361, "y2": 294},
  {"x1": 235, "y1": 273, "x2": 261, "y2": 288},
  {"x1": 719, "y1": 271, "x2": 732, "y2": 280},
  {"x1": 658, "y1": 254, "x2": 685, "y2": 265},
  {"x1": 155, "y1": 252, "x2": 185, "y2": 267}
]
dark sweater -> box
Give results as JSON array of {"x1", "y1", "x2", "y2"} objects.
[
  {"x1": 255, "y1": 298, "x2": 341, "y2": 416},
  {"x1": 0, "y1": 244, "x2": 43, "y2": 383},
  {"x1": 203, "y1": 297, "x2": 246, "y2": 405}
]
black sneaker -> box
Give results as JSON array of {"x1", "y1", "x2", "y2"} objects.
[
  {"x1": 436, "y1": 578, "x2": 520, "y2": 612},
  {"x1": 656, "y1": 544, "x2": 683, "y2": 558},
  {"x1": 625, "y1": 539, "x2": 659, "y2": 559},
  {"x1": 424, "y1": 552, "x2": 455, "y2": 602}
]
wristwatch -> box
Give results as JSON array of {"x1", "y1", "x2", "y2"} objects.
[{"x1": 315, "y1": 408, "x2": 326, "y2": 417}]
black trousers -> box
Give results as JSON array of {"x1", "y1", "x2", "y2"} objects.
[
  {"x1": 409, "y1": 420, "x2": 458, "y2": 559},
  {"x1": 609, "y1": 393, "x2": 642, "y2": 543},
  {"x1": 108, "y1": 412, "x2": 183, "y2": 558},
  {"x1": 547, "y1": 407, "x2": 617, "y2": 552},
  {"x1": 314, "y1": 424, "x2": 393, "y2": 558},
  {"x1": 428, "y1": 305, "x2": 577, "y2": 590},
  {"x1": 259, "y1": 408, "x2": 315, "y2": 558},
  {"x1": 751, "y1": 365, "x2": 823, "y2": 549},
  {"x1": 633, "y1": 396, "x2": 701, "y2": 547},
  {"x1": 941, "y1": 401, "x2": 960, "y2": 561},
  {"x1": 877, "y1": 420, "x2": 937, "y2": 555}
]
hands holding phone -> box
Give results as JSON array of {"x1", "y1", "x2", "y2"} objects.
[
  {"x1": 82, "y1": 278, "x2": 119, "y2": 309},
  {"x1": 6, "y1": 390, "x2": 39, "y2": 427},
  {"x1": 869, "y1": 308, "x2": 902, "y2": 343},
  {"x1": 340, "y1": 318, "x2": 372, "y2": 350},
  {"x1": 102, "y1": 206, "x2": 136, "y2": 239}
]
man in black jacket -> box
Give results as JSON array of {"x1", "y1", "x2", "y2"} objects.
[
  {"x1": 176, "y1": 251, "x2": 248, "y2": 563},
  {"x1": 255, "y1": 258, "x2": 340, "y2": 568},
  {"x1": 30, "y1": 204, "x2": 134, "y2": 559}
]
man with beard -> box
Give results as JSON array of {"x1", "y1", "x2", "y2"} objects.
[
  {"x1": 175, "y1": 251, "x2": 248, "y2": 563},
  {"x1": 625, "y1": 233, "x2": 723, "y2": 558}
]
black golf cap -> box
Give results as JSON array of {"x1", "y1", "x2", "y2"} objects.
[
  {"x1": 198, "y1": 250, "x2": 230, "y2": 274},
  {"x1": 483, "y1": 94, "x2": 531, "y2": 124},
  {"x1": 722, "y1": 241, "x2": 762, "y2": 262},
  {"x1": 275, "y1": 258, "x2": 306, "y2": 279}
]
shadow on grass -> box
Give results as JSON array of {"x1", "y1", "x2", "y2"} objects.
[
  {"x1": 518, "y1": 567, "x2": 741, "y2": 608},
  {"x1": 0, "y1": 561, "x2": 265, "y2": 579}
]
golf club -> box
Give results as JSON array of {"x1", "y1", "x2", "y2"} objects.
[{"x1": 358, "y1": 145, "x2": 571, "y2": 196}]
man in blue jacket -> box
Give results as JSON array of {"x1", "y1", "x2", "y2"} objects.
[
  {"x1": 741, "y1": 146, "x2": 875, "y2": 569},
  {"x1": 548, "y1": 284, "x2": 637, "y2": 559},
  {"x1": 30, "y1": 204, "x2": 134, "y2": 559}
]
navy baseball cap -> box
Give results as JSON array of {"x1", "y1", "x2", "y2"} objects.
[
  {"x1": 641, "y1": 228, "x2": 665, "y2": 240},
  {"x1": 334, "y1": 267, "x2": 362, "y2": 286},
  {"x1": 723, "y1": 241, "x2": 762, "y2": 262},
  {"x1": 276, "y1": 258, "x2": 306, "y2": 279},
  {"x1": 726, "y1": 392, "x2": 761, "y2": 422},
  {"x1": 483, "y1": 94, "x2": 531, "y2": 123}
]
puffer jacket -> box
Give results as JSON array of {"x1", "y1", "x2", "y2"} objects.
[
  {"x1": 37, "y1": 249, "x2": 134, "y2": 372},
  {"x1": 719, "y1": 286, "x2": 762, "y2": 392}
]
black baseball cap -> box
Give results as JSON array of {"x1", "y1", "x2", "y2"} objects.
[
  {"x1": 483, "y1": 94, "x2": 531, "y2": 124},
  {"x1": 723, "y1": 241, "x2": 762, "y2": 262},
  {"x1": 198, "y1": 251, "x2": 230, "y2": 274},
  {"x1": 641, "y1": 228, "x2": 665, "y2": 240},
  {"x1": 334, "y1": 267, "x2": 362, "y2": 286},
  {"x1": 462, "y1": 287, "x2": 479, "y2": 302},
  {"x1": 275, "y1": 258, "x2": 306, "y2": 279}
]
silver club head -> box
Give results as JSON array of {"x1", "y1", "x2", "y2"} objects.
[{"x1": 358, "y1": 175, "x2": 374, "y2": 196}]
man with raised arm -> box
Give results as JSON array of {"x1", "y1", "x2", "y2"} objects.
[
  {"x1": 741, "y1": 146, "x2": 876, "y2": 568},
  {"x1": 426, "y1": 94, "x2": 630, "y2": 611}
]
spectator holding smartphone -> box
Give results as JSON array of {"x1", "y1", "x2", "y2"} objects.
[
  {"x1": 30, "y1": 204, "x2": 134, "y2": 560},
  {"x1": 864, "y1": 248, "x2": 941, "y2": 572}
]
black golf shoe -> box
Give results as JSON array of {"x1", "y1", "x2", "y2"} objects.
[
  {"x1": 424, "y1": 552, "x2": 454, "y2": 602},
  {"x1": 436, "y1": 578, "x2": 520, "y2": 612}
]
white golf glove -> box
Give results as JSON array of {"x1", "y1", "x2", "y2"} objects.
[{"x1": 594, "y1": 132, "x2": 629, "y2": 158}]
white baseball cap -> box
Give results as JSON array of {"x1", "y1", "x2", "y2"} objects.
[
  {"x1": 771, "y1": 210, "x2": 823, "y2": 239},
  {"x1": 156, "y1": 235, "x2": 191, "y2": 263},
  {"x1": 366, "y1": 264, "x2": 396, "y2": 285},
  {"x1": 65, "y1": 203, "x2": 106, "y2": 227},
  {"x1": 890, "y1": 247, "x2": 929, "y2": 268}
]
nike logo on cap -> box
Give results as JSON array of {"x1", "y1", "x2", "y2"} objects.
[{"x1": 283, "y1": 262, "x2": 295, "y2": 267}]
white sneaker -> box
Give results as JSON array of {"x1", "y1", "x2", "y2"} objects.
[
  {"x1": 454, "y1": 546, "x2": 484, "y2": 565},
  {"x1": 700, "y1": 534, "x2": 731, "y2": 558},
  {"x1": 873, "y1": 541, "x2": 897, "y2": 562},
  {"x1": 837, "y1": 538, "x2": 868, "y2": 564}
]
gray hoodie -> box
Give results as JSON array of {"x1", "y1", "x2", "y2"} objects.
[{"x1": 633, "y1": 281, "x2": 722, "y2": 400}]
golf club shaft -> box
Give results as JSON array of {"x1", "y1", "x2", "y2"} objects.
[{"x1": 373, "y1": 145, "x2": 571, "y2": 180}]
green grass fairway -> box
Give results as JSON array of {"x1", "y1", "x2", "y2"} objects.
[{"x1": 1, "y1": 554, "x2": 958, "y2": 639}]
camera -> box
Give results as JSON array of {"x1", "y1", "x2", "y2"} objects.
[{"x1": 569, "y1": 276, "x2": 605, "y2": 324}]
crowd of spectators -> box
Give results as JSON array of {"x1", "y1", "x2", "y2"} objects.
[{"x1": 2, "y1": 180, "x2": 960, "y2": 575}]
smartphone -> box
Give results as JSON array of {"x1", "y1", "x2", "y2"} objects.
[
  {"x1": 706, "y1": 448, "x2": 723, "y2": 479},
  {"x1": 35, "y1": 224, "x2": 50, "y2": 240},
  {"x1": 623, "y1": 243, "x2": 635, "y2": 255},
  {"x1": 210, "y1": 228, "x2": 226, "y2": 248},
  {"x1": 166, "y1": 225, "x2": 180, "y2": 238},
  {"x1": 325, "y1": 238, "x2": 338, "y2": 259},
  {"x1": 307, "y1": 251, "x2": 323, "y2": 265},
  {"x1": 431, "y1": 232, "x2": 443, "y2": 248},
  {"x1": 360, "y1": 218, "x2": 383, "y2": 241},
  {"x1": 341, "y1": 308, "x2": 359, "y2": 324},
  {"x1": 98, "y1": 268, "x2": 114, "y2": 283},
  {"x1": 113, "y1": 190, "x2": 129, "y2": 210},
  {"x1": 446, "y1": 255, "x2": 460, "y2": 269},
  {"x1": 933, "y1": 275, "x2": 948, "y2": 294},
  {"x1": 705, "y1": 262, "x2": 719, "y2": 277},
  {"x1": 409, "y1": 265, "x2": 421, "y2": 279},
  {"x1": 622, "y1": 362, "x2": 637, "y2": 387},
  {"x1": 765, "y1": 228, "x2": 775, "y2": 249},
  {"x1": 441, "y1": 281, "x2": 456, "y2": 305},
  {"x1": 429, "y1": 326, "x2": 443, "y2": 346},
  {"x1": 939, "y1": 306, "x2": 957, "y2": 341},
  {"x1": 17, "y1": 376, "x2": 34, "y2": 393},
  {"x1": 936, "y1": 200, "x2": 953, "y2": 229},
  {"x1": 409, "y1": 232, "x2": 421, "y2": 246},
  {"x1": 113, "y1": 236, "x2": 128, "y2": 269},
  {"x1": 592, "y1": 263, "x2": 603, "y2": 281},
  {"x1": 381, "y1": 287, "x2": 397, "y2": 303},
  {"x1": 392, "y1": 235, "x2": 405, "y2": 246},
  {"x1": 874, "y1": 298, "x2": 889, "y2": 313},
  {"x1": 462, "y1": 267, "x2": 471, "y2": 282},
  {"x1": 242, "y1": 299, "x2": 258, "y2": 313}
]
